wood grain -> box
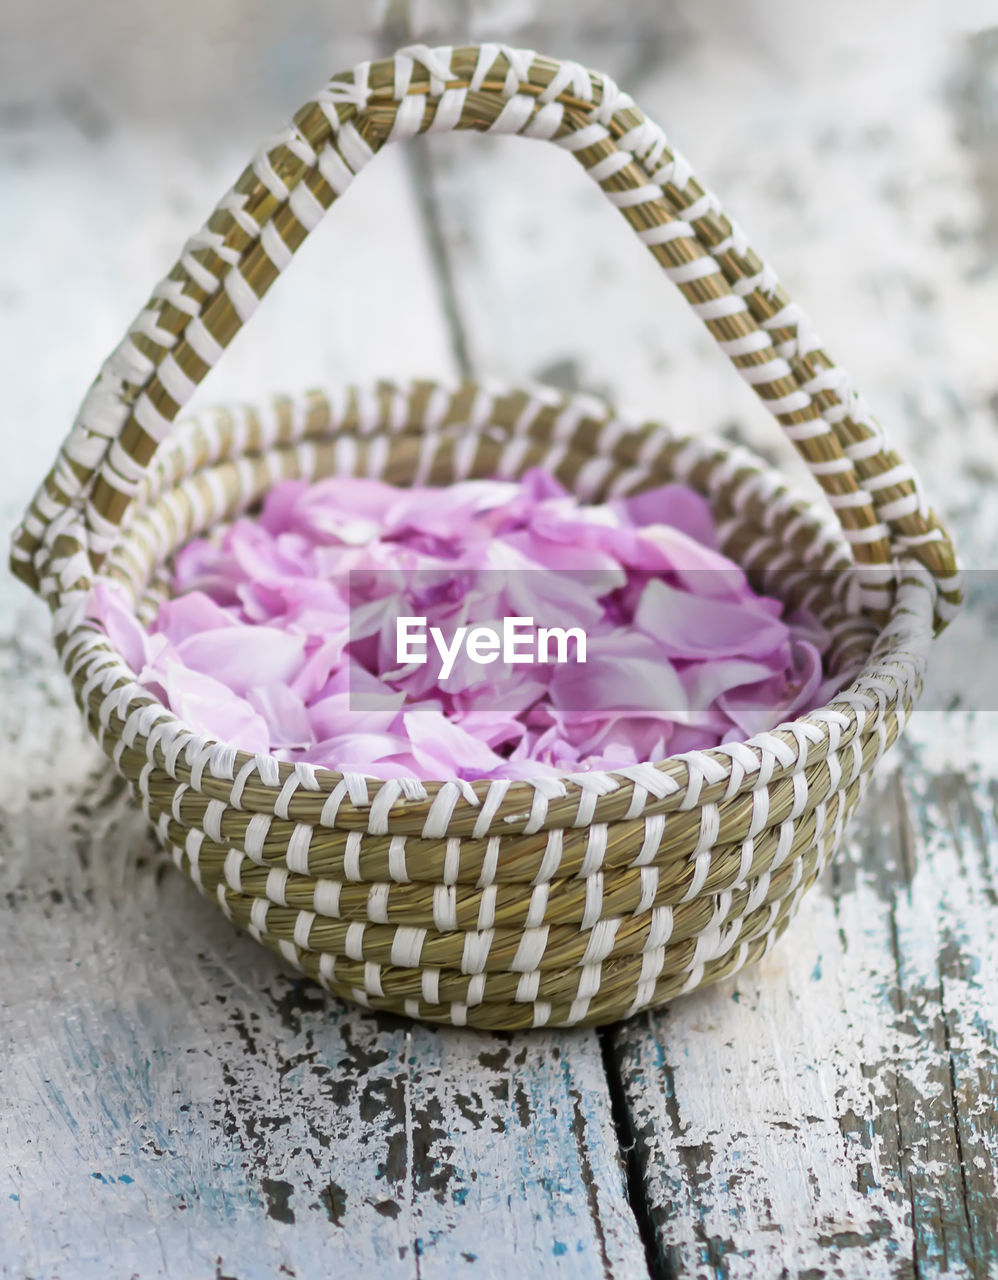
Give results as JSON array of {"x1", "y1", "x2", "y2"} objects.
[
  {"x1": 0, "y1": 73, "x2": 648, "y2": 1278},
  {"x1": 5, "y1": 2, "x2": 998, "y2": 1276},
  {"x1": 0, "y1": 717, "x2": 645, "y2": 1276},
  {"x1": 420, "y1": 4, "x2": 998, "y2": 1275}
]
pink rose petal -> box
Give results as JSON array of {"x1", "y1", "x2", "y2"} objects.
[
  {"x1": 175, "y1": 625, "x2": 305, "y2": 695},
  {"x1": 83, "y1": 468, "x2": 843, "y2": 781}
]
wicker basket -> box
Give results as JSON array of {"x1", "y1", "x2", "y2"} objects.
[{"x1": 11, "y1": 45, "x2": 961, "y2": 1029}]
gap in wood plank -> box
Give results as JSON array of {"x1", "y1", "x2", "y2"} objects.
[
  {"x1": 940, "y1": 977, "x2": 978, "y2": 1275},
  {"x1": 406, "y1": 143, "x2": 473, "y2": 380},
  {"x1": 887, "y1": 770, "x2": 982, "y2": 1275},
  {"x1": 598, "y1": 1025, "x2": 666, "y2": 1279},
  {"x1": 408, "y1": 116, "x2": 660, "y2": 1272},
  {"x1": 377, "y1": 10, "x2": 473, "y2": 379}
]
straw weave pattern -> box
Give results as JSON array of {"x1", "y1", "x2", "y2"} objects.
[{"x1": 10, "y1": 47, "x2": 958, "y2": 1027}]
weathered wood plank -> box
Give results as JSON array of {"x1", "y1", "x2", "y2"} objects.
[
  {"x1": 422, "y1": 3, "x2": 998, "y2": 486},
  {"x1": 0, "y1": 59, "x2": 649, "y2": 1277},
  {"x1": 889, "y1": 714, "x2": 998, "y2": 1273},
  {"x1": 0, "y1": 705, "x2": 645, "y2": 1277},
  {"x1": 420, "y1": 5, "x2": 998, "y2": 1275},
  {"x1": 603, "y1": 695, "x2": 998, "y2": 1279},
  {"x1": 7, "y1": 4, "x2": 998, "y2": 1274},
  {"x1": 607, "y1": 831, "x2": 916, "y2": 1279}
]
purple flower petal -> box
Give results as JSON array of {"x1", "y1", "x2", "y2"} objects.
[
  {"x1": 87, "y1": 582, "x2": 159, "y2": 673},
  {"x1": 154, "y1": 590, "x2": 242, "y2": 645},
  {"x1": 612, "y1": 484, "x2": 718, "y2": 547},
  {"x1": 403, "y1": 709, "x2": 505, "y2": 775},
  {"x1": 160, "y1": 660, "x2": 272, "y2": 752},
  {"x1": 632, "y1": 578, "x2": 791, "y2": 660},
  {"x1": 112, "y1": 468, "x2": 844, "y2": 781},
  {"x1": 175, "y1": 625, "x2": 305, "y2": 694},
  {"x1": 246, "y1": 685, "x2": 315, "y2": 748}
]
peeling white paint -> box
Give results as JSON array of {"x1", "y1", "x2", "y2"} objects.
[{"x1": 3, "y1": 2, "x2": 998, "y2": 1275}]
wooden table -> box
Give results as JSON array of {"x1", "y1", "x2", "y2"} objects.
[{"x1": 3, "y1": 4, "x2": 997, "y2": 1275}]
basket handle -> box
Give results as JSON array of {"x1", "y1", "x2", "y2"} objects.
[{"x1": 11, "y1": 43, "x2": 960, "y2": 632}]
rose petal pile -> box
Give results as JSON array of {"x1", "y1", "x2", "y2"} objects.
[{"x1": 88, "y1": 469, "x2": 844, "y2": 780}]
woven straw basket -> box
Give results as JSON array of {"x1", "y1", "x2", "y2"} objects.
[{"x1": 12, "y1": 45, "x2": 961, "y2": 1029}]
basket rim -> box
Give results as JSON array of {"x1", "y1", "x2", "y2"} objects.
[{"x1": 43, "y1": 382, "x2": 938, "y2": 840}]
